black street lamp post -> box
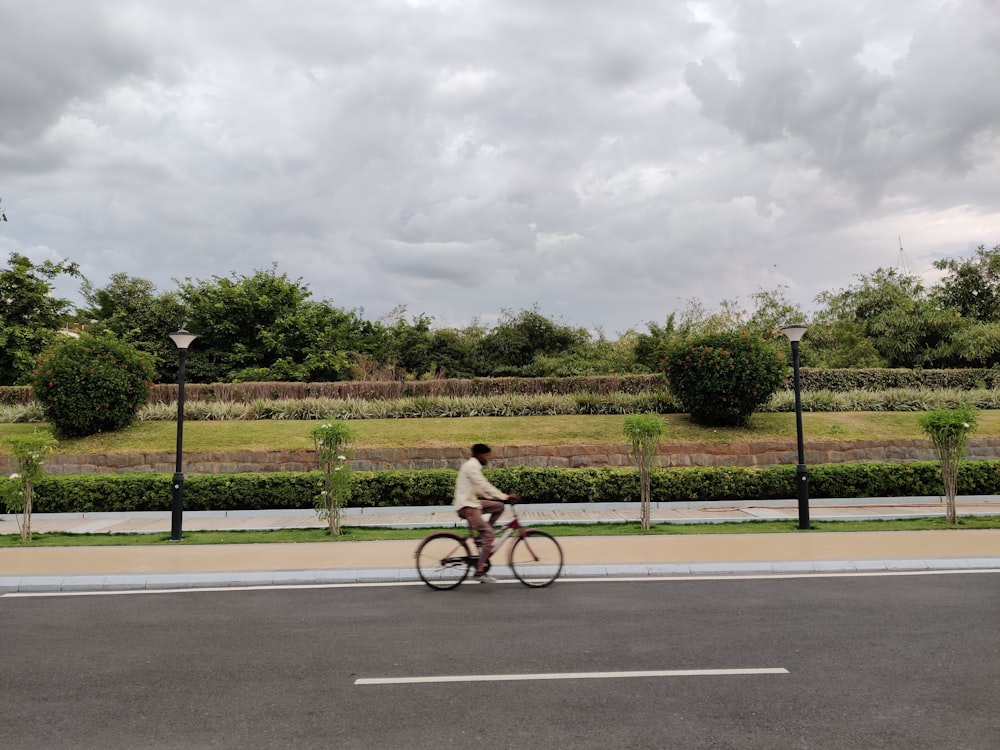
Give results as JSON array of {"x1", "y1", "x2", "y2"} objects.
[
  {"x1": 781, "y1": 324, "x2": 810, "y2": 530},
  {"x1": 168, "y1": 328, "x2": 198, "y2": 541}
]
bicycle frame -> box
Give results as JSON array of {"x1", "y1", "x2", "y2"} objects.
[{"x1": 474, "y1": 508, "x2": 526, "y2": 562}]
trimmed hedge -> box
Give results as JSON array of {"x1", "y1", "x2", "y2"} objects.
[
  {"x1": 8, "y1": 368, "x2": 1000, "y2": 409},
  {"x1": 794, "y1": 369, "x2": 1000, "y2": 392},
  {"x1": 28, "y1": 461, "x2": 1000, "y2": 514}
]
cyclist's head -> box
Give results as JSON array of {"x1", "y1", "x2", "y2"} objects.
[{"x1": 471, "y1": 443, "x2": 491, "y2": 464}]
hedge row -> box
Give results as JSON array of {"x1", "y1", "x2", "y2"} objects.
[
  {"x1": 6, "y1": 386, "x2": 1000, "y2": 425},
  {"x1": 6, "y1": 368, "x2": 1000, "y2": 407},
  {"x1": 146, "y1": 375, "x2": 662, "y2": 404},
  {"x1": 27, "y1": 461, "x2": 1000, "y2": 514},
  {"x1": 794, "y1": 368, "x2": 1000, "y2": 392}
]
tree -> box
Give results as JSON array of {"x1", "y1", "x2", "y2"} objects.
[
  {"x1": 743, "y1": 287, "x2": 808, "y2": 340},
  {"x1": 311, "y1": 421, "x2": 357, "y2": 535},
  {"x1": 807, "y1": 282, "x2": 886, "y2": 368},
  {"x1": 230, "y1": 300, "x2": 385, "y2": 382},
  {"x1": 476, "y1": 306, "x2": 589, "y2": 375},
  {"x1": 817, "y1": 268, "x2": 962, "y2": 368},
  {"x1": 918, "y1": 405, "x2": 977, "y2": 524},
  {"x1": 80, "y1": 273, "x2": 187, "y2": 383},
  {"x1": 931, "y1": 244, "x2": 1000, "y2": 322},
  {"x1": 1, "y1": 432, "x2": 58, "y2": 542},
  {"x1": 950, "y1": 322, "x2": 1000, "y2": 367},
  {"x1": 531, "y1": 327, "x2": 640, "y2": 376},
  {"x1": 376, "y1": 310, "x2": 477, "y2": 380},
  {"x1": 0, "y1": 253, "x2": 81, "y2": 385},
  {"x1": 623, "y1": 414, "x2": 666, "y2": 530},
  {"x1": 178, "y1": 267, "x2": 314, "y2": 383}
]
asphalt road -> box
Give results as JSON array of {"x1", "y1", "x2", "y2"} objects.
[{"x1": 2, "y1": 573, "x2": 998, "y2": 749}]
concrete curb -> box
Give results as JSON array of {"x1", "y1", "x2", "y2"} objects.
[{"x1": 4, "y1": 558, "x2": 1000, "y2": 594}]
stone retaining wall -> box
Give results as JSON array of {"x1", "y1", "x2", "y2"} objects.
[{"x1": 3, "y1": 438, "x2": 1000, "y2": 475}]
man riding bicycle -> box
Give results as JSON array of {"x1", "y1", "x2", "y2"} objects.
[{"x1": 454, "y1": 443, "x2": 520, "y2": 583}]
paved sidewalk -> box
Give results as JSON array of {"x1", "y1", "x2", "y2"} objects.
[{"x1": 2, "y1": 497, "x2": 998, "y2": 593}]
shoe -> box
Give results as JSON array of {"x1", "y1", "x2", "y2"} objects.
[{"x1": 474, "y1": 573, "x2": 499, "y2": 584}]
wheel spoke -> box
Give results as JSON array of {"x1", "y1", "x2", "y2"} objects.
[
  {"x1": 416, "y1": 533, "x2": 472, "y2": 590},
  {"x1": 509, "y1": 530, "x2": 563, "y2": 587}
]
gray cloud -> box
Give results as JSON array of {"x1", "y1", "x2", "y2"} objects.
[{"x1": 1, "y1": 0, "x2": 997, "y2": 334}]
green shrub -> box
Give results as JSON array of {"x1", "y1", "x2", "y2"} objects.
[
  {"x1": 31, "y1": 334, "x2": 154, "y2": 438},
  {"x1": 311, "y1": 421, "x2": 357, "y2": 534},
  {"x1": 26, "y1": 461, "x2": 1000, "y2": 513},
  {"x1": 662, "y1": 332, "x2": 786, "y2": 426}
]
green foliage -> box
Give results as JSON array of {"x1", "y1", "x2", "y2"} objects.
[
  {"x1": 623, "y1": 414, "x2": 666, "y2": 459},
  {"x1": 16, "y1": 246, "x2": 1000, "y2": 385},
  {"x1": 2, "y1": 431, "x2": 58, "y2": 541},
  {"x1": 662, "y1": 331, "x2": 786, "y2": 426},
  {"x1": 633, "y1": 290, "x2": 802, "y2": 372},
  {"x1": 178, "y1": 266, "x2": 385, "y2": 384},
  {"x1": 931, "y1": 244, "x2": 1000, "y2": 323},
  {"x1": 31, "y1": 333, "x2": 154, "y2": 438},
  {"x1": 79, "y1": 273, "x2": 187, "y2": 383},
  {"x1": 918, "y1": 404, "x2": 978, "y2": 447},
  {"x1": 949, "y1": 322, "x2": 1000, "y2": 366},
  {"x1": 918, "y1": 405, "x2": 978, "y2": 523},
  {"x1": 25, "y1": 460, "x2": 1000, "y2": 513},
  {"x1": 310, "y1": 420, "x2": 357, "y2": 534},
  {"x1": 376, "y1": 310, "x2": 483, "y2": 380},
  {"x1": 476, "y1": 306, "x2": 589, "y2": 375},
  {"x1": 0, "y1": 473, "x2": 21, "y2": 512},
  {"x1": 0, "y1": 252, "x2": 81, "y2": 385},
  {"x1": 816, "y1": 267, "x2": 964, "y2": 368},
  {"x1": 623, "y1": 414, "x2": 667, "y2": 529},
  {"x1": 797, "y1": 319, "x2": 886, "y2": 368}
]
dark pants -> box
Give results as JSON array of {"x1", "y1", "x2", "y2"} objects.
[{"x1": 458, "y1": 499, "x2": 505, "y2": 573}]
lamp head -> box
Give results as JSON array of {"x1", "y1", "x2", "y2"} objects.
[
  {"x1": 169, "y1": 328, "x2": 198, "y2": 350},
  {"x1": 780, "y1": 324, "x2": 808, "y2": 343}
]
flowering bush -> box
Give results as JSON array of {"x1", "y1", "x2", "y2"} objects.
[
  {"x1": 31, "y1": 333, "x2": 154, "y2": 438},
  {"x1": 2, "y1": 432, "x2": 58, "y2": 541},
  {"x1": 310, "y1": 420, "x2": 357, "y2": 535},
  {"x1": 662, "y1": 331, "x2": 785, "y2": 426}
]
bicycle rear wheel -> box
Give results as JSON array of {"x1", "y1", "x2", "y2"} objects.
[
  {"x1": 509, "y1": 530, "x2": 563, "y2": 587},
  {"x1": 416, "y1": 532, "x2": 473, "y2": 590}
]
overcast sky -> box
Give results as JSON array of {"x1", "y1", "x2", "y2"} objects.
[{"x1": 2, "y1": 0, "x2": 998, "y2": 334}]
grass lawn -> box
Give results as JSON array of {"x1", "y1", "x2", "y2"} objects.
[
  {"x1": 2, "y1": 516, "x2": 998, "y2": 547},
  {"x1": 4, "y1": 411, "x2": 1000, "y2": 454}
]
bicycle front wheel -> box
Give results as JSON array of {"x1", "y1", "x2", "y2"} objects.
[
  {"x1": 416, "y1": 532, "x2": 473, "y2": 590},
  {"x1": 509, "y1": 530, "x2": 563, "y2": 588}
]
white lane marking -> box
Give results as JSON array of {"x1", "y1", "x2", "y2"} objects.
[
  {"x1": 1, "y1": 582, "x2": 427, "y2": 597},
  {"x1": 356, "y1": 668, "x2": 789, "y2": 685},
  {"x1": 559, "y1": 569, "x2": 1000, "y2": 583},
  {"x1": 3, "y1": 567, "x2": 998, "y2": 598}
]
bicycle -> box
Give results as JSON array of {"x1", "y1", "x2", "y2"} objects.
[{"x1": 415, "y1": 501, "x2": 564, "y2": 589}]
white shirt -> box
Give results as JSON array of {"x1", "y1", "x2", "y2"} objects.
[{"x1": 453, "y1": 456, "x2": 509, "y2": 510}]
